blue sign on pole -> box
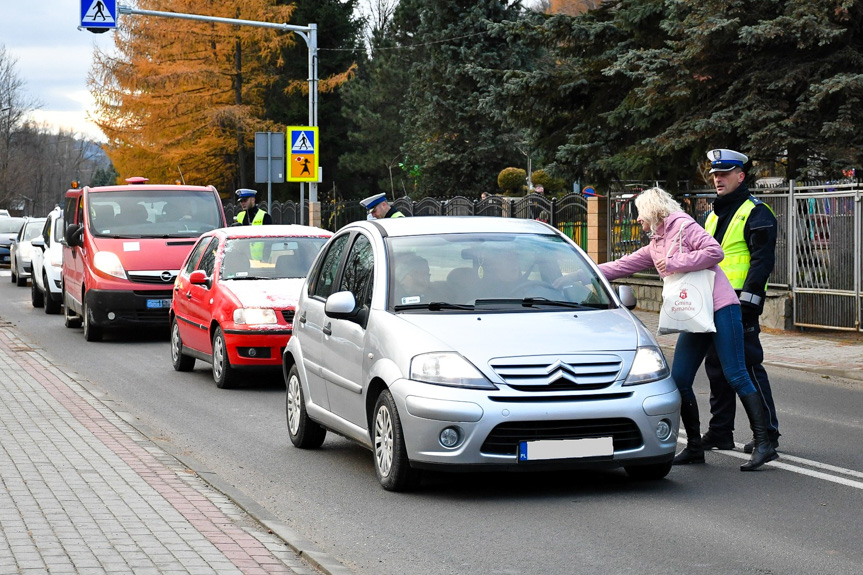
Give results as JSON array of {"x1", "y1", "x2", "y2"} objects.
[{"x1": 81, "y1": 0, "x2": 117, "y2": 30}]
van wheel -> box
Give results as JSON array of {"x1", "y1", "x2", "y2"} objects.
[
  {"x1": 31, "y1": 277, "x2": 44, "y2": 308},
  {"x1": 64, "y1": 291, "x2": 82, "y2": 328},
  {"x1": 44, "y1": 274, "x2": 61, "y2": 314},
  {"x1": 212, "y1": 327, "x2": 236, "y2": 389},
  {"x1": 83, "y1": 299, "x2": 103, "y2": 342},
  {"x1": 171, "y1": 318, "x2": 196, "y2": 372}
]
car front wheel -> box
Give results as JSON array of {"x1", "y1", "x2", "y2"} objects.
[
  {"x1": 373, "y1": 390, "x2": 421, "y2": 491},
  {"x1": 31, "y1": 276, "x2": 44, "y2": 308},
  {"x1": 44, "y1": 273, "x2": 61, "y2": 314},
  {"x1": 212, "y1": 327, "x2": 236, "y2": 389},
  {"x1": 171, "y1": 318, "x2": 196, "y2": 372},
  {"x1": 286, "y1": 364, "x2": 326, "y2": 448},
  {"x1": 82, "y1": 298, "x2": 103, "y2": 342}
]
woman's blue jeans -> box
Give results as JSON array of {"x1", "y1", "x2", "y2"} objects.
[{"x1": 672, "y1": 304, "x2": 757, "y2": 403}]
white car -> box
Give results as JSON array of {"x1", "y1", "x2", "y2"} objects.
[
  {"x1": 10, "y1": 217, "x2": 47, "y2": 287},
  {"x1": 31, "y1": 207, "x2": 65, "y2": 314}
]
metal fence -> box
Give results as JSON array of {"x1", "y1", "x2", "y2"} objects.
[
  {"x1": 608, "y1": 181, "x2": 862, "y2": 332},
  {"x1": 230, "y1": 193, "x2": 590, "y2": 250}
]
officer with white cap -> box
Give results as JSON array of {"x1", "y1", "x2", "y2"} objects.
[
  {"x1": 698, "y1": 148, "x2": 781, "y2": 458},
  {"x1": 360, "y1": 193, "x2": 406, "y2": 219},
  {"x1": 234, "y1": 188, "x2": 272, "y2": 226}
]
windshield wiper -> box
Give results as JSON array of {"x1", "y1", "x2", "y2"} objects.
[
  {"x1": 226, "y1": 276, "x2": 268, "y2": 281},
  {"x1": 520, "y1": 297, "x2": 592, "y2": 309},
  {"x1": 394, "y1": 301, "x2": 475, "y2": 311}
]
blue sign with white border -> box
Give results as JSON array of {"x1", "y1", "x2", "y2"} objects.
[{"x1": 81, "y1": 0, "x2": 117, "y2": 29}]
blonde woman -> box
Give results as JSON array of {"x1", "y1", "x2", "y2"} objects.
[{"x1": 599, "y1": 188, "x2": 778, "y2": 471}]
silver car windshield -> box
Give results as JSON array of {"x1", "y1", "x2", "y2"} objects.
[{"x1": 388, "y1": 233, "x2": 611, "y2": 310}]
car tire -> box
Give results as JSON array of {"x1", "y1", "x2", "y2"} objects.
[
  {"x1": 286, "y1": 364, "x2": 326, "y2": 448},
  {"x1": 44, "y1": 273, "x2": 61, "y2": 314},
  {"x1": 171, "y1": 318, "x2": 196, "y2": 372},
  {"x1": 31, "y1": 276, "x2": 44, "y2": 308},
  {"x1": 624, "y1": 460, "x2": 673, "y2": 481},
  {"x1": 212, "y1": 327, "x2": 236, "y2": 389},
  {"x1": 373, "y1": 390, "x2": 421, "y2": 491},
  {"x1": 82, "y1": 298, "x2": 103, "y2": 342},
  {"x1": 16, "y1": 269, "x2": 27, "y2": 287},
  {"x1": 63, "y1": 290, "x2": 82, "y2": 328}
]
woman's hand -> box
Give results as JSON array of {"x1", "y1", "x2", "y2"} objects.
[{"x1": 655, "y1": 258, "x2": 667, "y2": 274}]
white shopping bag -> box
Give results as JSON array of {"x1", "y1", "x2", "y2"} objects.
[{"x1": 658, "y1": 269, "x2": 716, "y2": 334}]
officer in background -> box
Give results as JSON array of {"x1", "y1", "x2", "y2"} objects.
[
  {"x1": 360, "y1": 193, "x2": 406, "y2": 219},
  {"x1": 701, "y1": 149, "x2": 781, "y2": 454},
  {"x1": 234, "y1": 189, "x2": 272, "y2": 225}
]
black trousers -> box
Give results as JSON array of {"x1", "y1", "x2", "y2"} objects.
[{"x1": 704, "y1": 314, "x2": 780, "y2": 438}]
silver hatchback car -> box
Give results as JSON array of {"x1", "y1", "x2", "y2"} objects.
[{"x1": 284, "y1": 216, "x2": 680, "y2": 490}]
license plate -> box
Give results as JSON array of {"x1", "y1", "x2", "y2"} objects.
[
  {"x1": 146, "y1": 298, "x2": 172, "y2": 309},
  {"x1": 518, "y1": 437, "x2": 613, "y2": 462}
]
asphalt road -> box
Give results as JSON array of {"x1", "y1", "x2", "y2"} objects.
[{"x1": 2, "y1": 269, "x2": 863, "y2": 575}]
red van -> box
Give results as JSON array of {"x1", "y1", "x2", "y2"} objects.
[{"x1": 63, "y1": 178, "x2": 227, "y2": 341}]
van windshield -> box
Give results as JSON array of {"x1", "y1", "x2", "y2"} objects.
[{"x1": 88, "y1": 190, "x2": 223, "y2": 238}]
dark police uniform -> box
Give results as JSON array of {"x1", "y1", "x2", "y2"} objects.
[{"x1": 703, "y1": 181, "x2": 780, "y2": 448}]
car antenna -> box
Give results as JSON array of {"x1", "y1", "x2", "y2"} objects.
[{"x1": 177, "y1": 165, "x2": 186, "y2": 185}]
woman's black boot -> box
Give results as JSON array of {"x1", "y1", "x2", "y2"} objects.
[
  {"x1": 740, "y1": 393, "x2": 779, "y2": 471},
  {"x1": 673, "y1": 399, "x2": 705, "y2": 465}
]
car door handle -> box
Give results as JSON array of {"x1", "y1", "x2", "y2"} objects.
[
  {"x1": 323, "y1": 322, "x2": 332, "y2": 336},
  {"x1": 185, "y1": 291, "x2": 192, "y2": 300},
  {"x1": 299, "y1": 311, "x2": 306, "y2": 324}
]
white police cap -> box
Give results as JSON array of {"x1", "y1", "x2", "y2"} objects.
[
  {"x1": 360, "y1": 193, "x2": 387, "y2": 211},
  {"x1": 708, "y1": 149, "x2": 748, "y2": 173}
]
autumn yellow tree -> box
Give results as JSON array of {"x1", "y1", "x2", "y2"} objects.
[{"x1": 89, "y1": 0, "x2": 296, "y2": 192}]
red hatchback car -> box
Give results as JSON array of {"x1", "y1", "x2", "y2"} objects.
[{"x1": 170, "y1": 225, "x2": 332, "y2": 388}]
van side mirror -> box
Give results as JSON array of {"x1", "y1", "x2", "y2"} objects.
[
  {"x1": 65, "y1": 224, "x2": 84, "y2": 247},
  {"x1": 617, "y1": 285, "x2": 637, "y2": 310}
]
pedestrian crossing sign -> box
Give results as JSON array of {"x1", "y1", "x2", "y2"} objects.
[
  {"x1": 81, "y1": 0, "x2": 117, "y2": 30},
  {"x1": 287, "y1": 126, "x2": 319, "y2": 182}
]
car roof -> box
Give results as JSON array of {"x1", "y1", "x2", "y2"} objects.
[
  {"x1": 211, "y1": 224, "x2": 333, "y2": 240},
  {"x1": 345, "y1": 216, "x2": 558, "y2": 238},
  {"x1": 73, "y1": 184, "x2": 217, "y2": 193}
]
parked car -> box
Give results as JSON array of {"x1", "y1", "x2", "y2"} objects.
[
  {"x1": 62, "y1": 177, "x2": 227, "y2": 341},
  {"x1": 0, "y1": 217, "x2": 25, "y2": 268},
  {"x1": 31, "y1": 207, "x2": 65, "y2": 314},
  {"x1": 283, "y1": 216, "x2": 681, "y2": 491},
  {"x1": 0, "y1": 209, "x2": 11, "y2": 217},
  {"x1": 10, "y1": 216, "x2": 47, "y2": 286},
  {"x1": 171, "y1": 225, "x2": 332, "y2": 388}
]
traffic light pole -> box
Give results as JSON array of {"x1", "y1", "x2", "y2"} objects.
[{"x1": 116, "y1": 4, "x2": 319, "y2": 204}]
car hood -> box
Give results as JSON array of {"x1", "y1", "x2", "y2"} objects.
[
  {"x1": 392, "y1": 308, "x2": 643, "y2": 360},
  {"x1": 0, "y1": 232, "x2": 17, "y2": 243},
  {"x1": 223, "y1": 278, "x2": 305, "y2": 309}
]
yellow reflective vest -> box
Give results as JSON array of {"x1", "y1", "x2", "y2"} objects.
[
  {"x1": 704, "y1": 198, "x2": 773, "y2": 290},
  {"x1": 236, "y1": 209, "x2": 266, "y2": 225}
]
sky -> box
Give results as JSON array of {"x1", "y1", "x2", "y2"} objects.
[{"x1": 1, "y1": 0, "x2": 116, "y2": 142}]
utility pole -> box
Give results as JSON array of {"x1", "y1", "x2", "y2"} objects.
[{"x1": 106, "y1": 4, "x2": 321, "y2": 206}]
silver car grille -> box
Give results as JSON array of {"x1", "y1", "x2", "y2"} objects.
[{"x1": 489, "y1": 354, "x2": 623, "y2": 391}]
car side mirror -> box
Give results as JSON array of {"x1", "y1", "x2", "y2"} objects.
[
  {"x1": 325, "y1": 290, "x2": 360, "y2": 321},
  {"x1": 617, "y1": 285, "x2": 637, "y2": 310},
  {"x1": 64, "y1": 223, "x2": 84, "y2": 247},
  {"x1": 189, "y1": 270, "x2": 210, "y2": 288},
  {"x1": 31, "y1": 237, "x2": 46, "y2": 250}
]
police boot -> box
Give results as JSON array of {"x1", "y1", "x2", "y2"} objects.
[
  {"x1": 673, "y1": 399, "x2": 705, "y2": 465},
  {"x1": 739, "y1": 393, "x2": 779, "y2": 471}
]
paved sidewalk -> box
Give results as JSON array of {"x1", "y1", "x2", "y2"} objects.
[
  {"x1": 632, "y1": 309, "x2": 863, "y2": 382},
  {"x1": 0, "y1": 322, "x2": 347, "y2": 575}
]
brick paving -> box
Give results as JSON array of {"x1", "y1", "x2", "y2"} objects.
[{"x1": 0, "y1": 324, "x2": 319, "y2": 575}]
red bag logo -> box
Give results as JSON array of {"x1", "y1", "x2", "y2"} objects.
[{"x1": 679, "y1": 288, "x2": 688, "y2": 300}]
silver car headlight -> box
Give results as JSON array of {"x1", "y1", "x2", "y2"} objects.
[
  {"x1": 233, "y1": 308, "x2": 278, "y2": 325},
  {"x1": 410, "y1": 352, "x2": 497, "y2": 390},
  {"x1": 623, "y1": 346, "x2": 670, "y2": 386}
]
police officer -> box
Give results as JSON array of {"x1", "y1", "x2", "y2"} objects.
[
  {"x1": 700, "y1": 149, "x2": 780, "y2": 454},
  {"x1": 234, "y1": 189, "x2": 272, "y2": 225},
  {"x1": 360, "y1": 193, "x2": 406, "y2": 219}
]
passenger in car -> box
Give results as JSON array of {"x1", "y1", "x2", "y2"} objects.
[{"x1": 394, "y1": 254, "x2": 441, "y2": 304}]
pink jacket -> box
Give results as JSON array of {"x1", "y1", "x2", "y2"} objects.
[{"x1": 599, "y1": 211, "x2": 740, "y2": 311}]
